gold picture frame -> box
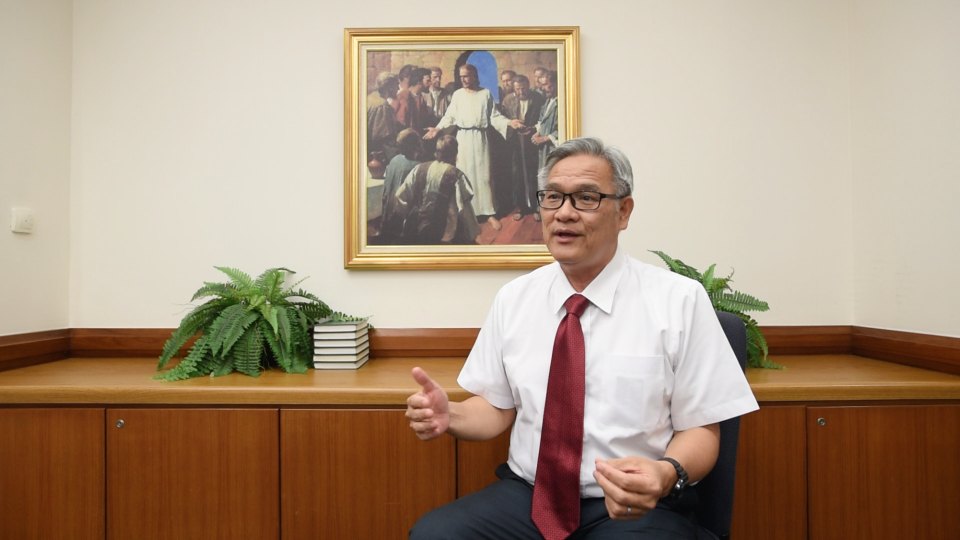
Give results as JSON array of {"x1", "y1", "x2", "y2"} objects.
[{"x1": 344, "y1": 27, "x2": 580, "y2": 270}]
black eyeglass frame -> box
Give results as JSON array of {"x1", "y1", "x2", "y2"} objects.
[{"x1": 536, "y1": 189, "x2": 624, "y2": 211}]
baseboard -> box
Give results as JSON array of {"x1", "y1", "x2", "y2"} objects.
[
  {"x1": 852, "y1": 327, "x2": 960, "y2": 376},
  {"x1": 0, "y1": 330, "x2": 70, "y2": 372},
  {"x1": 3, "y1": 325, "x2": 958, "y2": 375},
  {"x1": 69, "y1": 328, "x2": 195, "y2": 358},
  {"x1": 761, "y1": 326, "x2": 853, "y2": 355}
]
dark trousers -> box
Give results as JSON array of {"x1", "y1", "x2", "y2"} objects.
[{"x1": 410, "y1": 464, "x2": 718, "y2": 540}]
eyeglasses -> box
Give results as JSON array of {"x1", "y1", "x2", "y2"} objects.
[{"x1": 536, "y1": 190, "x2": 622, "y2": 211}]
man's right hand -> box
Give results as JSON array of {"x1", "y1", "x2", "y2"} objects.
[
  {"x1": 406, "y1": 367, "x2": 450, "y2": 440},
  {"x1": 422, "y1": 127, "x2": 440, "y2": 140}
]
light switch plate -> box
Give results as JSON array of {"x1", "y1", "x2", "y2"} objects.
[{"x1": 11, "y1": 208, "x2": 35, "y2": 234}]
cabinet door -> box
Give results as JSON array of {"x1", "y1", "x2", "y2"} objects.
[
  {"x1": 281, "y1": 409, "x2": 455, "y2": 540},
  {"x1": 730, "y1": 406, "x2": 808, "y2": 540},
  {"x1": 808, "y1": 405, "x2": 960, "y2": 540},
  {"x1": 0, "y1": 408, "x2": 105, "y2": 540},
  {"x1": 106, "y1": 409, "x2": 279, "y2": 540},
  {"x1": 457, "y1": 429, "x2": 511, "y2": 498}
]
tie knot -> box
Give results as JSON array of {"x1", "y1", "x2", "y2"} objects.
[{"x1": 564, "y1": 294, "x2": 590, "y2": 318}]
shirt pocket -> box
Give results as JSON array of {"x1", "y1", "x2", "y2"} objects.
[{"x1": 599, "y1": 355, "x2": 666, "y2": 431}]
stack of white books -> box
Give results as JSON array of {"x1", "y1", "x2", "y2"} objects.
[{"x1": 313, "y1": 320, "x2": 370, "y2": 370}]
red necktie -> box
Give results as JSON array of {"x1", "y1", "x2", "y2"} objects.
[{"x1": 532, "y1": 293, "x2": 590, "y2": 540}]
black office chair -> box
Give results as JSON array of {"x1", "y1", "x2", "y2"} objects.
[{"x1": 691, "y1": 311, "x2": 749, "y2": 540}]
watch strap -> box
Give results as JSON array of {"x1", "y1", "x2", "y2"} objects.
[{"x1": 657, "y1": 457, "x2": 689, "y2": 499}]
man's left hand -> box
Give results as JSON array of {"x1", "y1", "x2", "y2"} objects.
[{"x1": 593, "y1": 457, "x2": 672, "y2": 520}]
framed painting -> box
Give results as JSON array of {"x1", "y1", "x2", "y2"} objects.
[{"x1": 344, "y1": 27, "x2": 580, "y2": 269}]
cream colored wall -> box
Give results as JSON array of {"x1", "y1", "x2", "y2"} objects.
[
  {"x1": 850, "y1": 0, "x2": 960, "y2": 337},
  {"x1": 0, "y1": 0, "x2": 72, "y2": 336},
  {"x1": 67, "y1": 0, "x2": 855, "y2": 329}
]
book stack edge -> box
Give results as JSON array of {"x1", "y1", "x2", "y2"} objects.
[{"x1": 313, "y1": 320, "x2": 370, "y2": 370}]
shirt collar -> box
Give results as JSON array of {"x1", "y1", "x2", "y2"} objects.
[{"x1": 549, "y1": 247, "x2": 626, "y2": 316}]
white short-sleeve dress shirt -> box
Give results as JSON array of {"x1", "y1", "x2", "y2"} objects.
[{"x1": 457, "y1": 248, "x2": 760, "y2": 498}]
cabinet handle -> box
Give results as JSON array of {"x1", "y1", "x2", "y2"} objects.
[
  {"x1": 817, "y1": 417, "x2": 826, "y2": 426},
  {"x1": 116, "y1": 419, "x2": 125, "y2": 428}
]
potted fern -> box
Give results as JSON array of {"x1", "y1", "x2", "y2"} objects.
[
  {"x1": 650, "y1": 251, "x2": 781, "y2": 369},
  {"x1": 155, "y1": 267, "x2": 365, "y2": 381}
]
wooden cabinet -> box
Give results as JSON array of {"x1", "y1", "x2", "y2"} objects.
[
  {"x1": 807, "y1": 405, "x2": 960, "y2": 540},
  {"x1": 0, "y1": 408, "x2": 105, "y2": 540},
  {"x1": 730, "y1": 406, "x2": 808, "y2": 540},
  {"x1": 105, "y1": 409, "x2": 279, "y2": 540},
  {"x1": 280, "y1": 409, "x2": 456, "y2": 540},
  {"x1": 3, "y1": 401, "x2": 959, "y2": 540}
]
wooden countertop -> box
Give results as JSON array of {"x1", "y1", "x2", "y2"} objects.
[{"x1": 0, "y1": 355, "x2": 959, "y2": 405}]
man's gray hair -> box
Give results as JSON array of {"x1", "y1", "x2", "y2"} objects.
[{"x1": 537, "y1": 137, "x2": 634, "y2": 197}]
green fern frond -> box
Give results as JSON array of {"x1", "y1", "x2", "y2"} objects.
[
  {"x1": 246, "y1": 294, "x2": 267, "y2": 311},
  {"x1": 154, "y1": 335, "x2": 213, "y2": 381},
  {"x1": 158, "y1": 300, "x2": 228, "y2": 368},
  {"x1": 192, "y1": 349, "x2": 216, "y2": 377},
  {"x1": 285, "y1": 288, "x2": 329, "y2": 307},
  {"x1": 651, "y1": 251, "x2": 702, "y2": 281},
  {"x1": 278, "y1": 277, "x2": 309, "y2": 299},
  {"x1": 275, "y1": 307, "x2": 293, "y2": 353},
  {"x1": 291, "y1": 302, "x2": 333, "y2": 323},
  {"x1": 290, "y1": 353, "x2": 310, "y2": 374},
  {"x1": 714, "y1": 291, "x2": 770, "y2": 314},
  {"x1": 210, "y1": 354, "x2": 235, "y2": 378},
  {"x1": 232, "y1": 324, "x2": 263, "y2": 377},
  {"x1": 650, "y1": 250, "x2": 683, "y2": 274},
  {"x1": 329, "y1": 311, "x2": 368, "y2": 323},
  {"x1": 215, "y1": 266, "x2": 254, "y2": 290},
  {"x1": 260, "y1": 304, "x2": 279, "y2": 337},
  {"x1": 701, "y1": 264, "x2": 718, "y2": 294},
  {"x1": 263, "y1": 326, "x2": 291, "y2": 371},
  {"x1": 190, "y1": 282, "x2": 238, "y2": 302},
  {"x1": 255, "y1": 268, "x2": 290, "y2": 302},
  {"x1": 746, "y1": 319, "x2": 769, "y2": 357},
  {"x1": 206, "y1": 304, "x2": 249, "y2": 356},
  {"x1": 217, "y1": 309, "x2": 260, "y2": 358}
]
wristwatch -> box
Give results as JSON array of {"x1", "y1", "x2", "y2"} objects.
[{"x1": 657, "y1": 457, "x2": 689, "y2": 499}]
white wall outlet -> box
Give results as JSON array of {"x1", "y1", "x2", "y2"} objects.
[{"x1": 11, "y1": 208, "x2": 35, "y2": 234}]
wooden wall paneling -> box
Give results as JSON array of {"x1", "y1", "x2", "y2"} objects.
[
  {"x1": 852, "y1": 327, "x2": 960, "y2": 376},
  {"x1": 106, "y1": 408, "x2": 279, "y2": 540},
  {"x1": 281, "y1": 409, "x2": 456, "y2": 540},
  {"x1": 0, "y1": 329, "x2": 70, "y2": 372},
  {"x1": 807, "y1": 405, "x2": 960, "y2": 540},
  {"x1": 0, "y1": 408, "x2": 105, "y2": 540},
  {"x1": 457, "y1": 428, "x2": 511, "y2": 498},
  {"x1": 729, "y1": 406, "x2": 808, "y2": 540},
  {"x1": 70, "y1": 328, "x2": 195, "y2": 358},
  {"x1": 6, "y1": 326, "x2": 960, "y2": 371},
  {"x1": 762, "y1": 326, "x2": 853, "y2": 355},
  {"x1": 368, "y1": 328, "x2": 480, "y2": 358}
]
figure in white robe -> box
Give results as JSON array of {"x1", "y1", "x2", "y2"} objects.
[{"x1": 425, "y1": 64, "x2": 523, "y2": 230}]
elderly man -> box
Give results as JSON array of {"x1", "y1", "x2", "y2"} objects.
[
  {"x1": 406, "y1": 137, "x2": 758, "y2": 540},
  {"x1": 424, "y1": 64, "x2": 525, "y2": 231}
]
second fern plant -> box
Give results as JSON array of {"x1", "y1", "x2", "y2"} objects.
[{"x1": 650, "y1": 251, "x2": 780, "y2": 369}]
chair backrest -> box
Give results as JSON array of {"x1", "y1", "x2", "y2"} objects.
[{"x1": 692, "y1": 311, "x2": 748, "y2": 540}]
